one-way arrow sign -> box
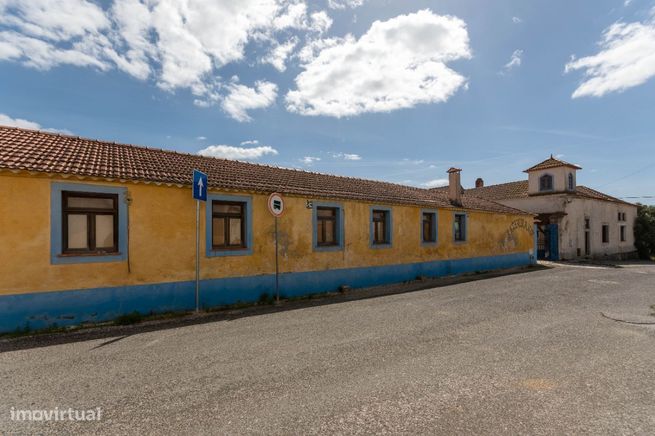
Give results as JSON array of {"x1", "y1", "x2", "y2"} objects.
[{"x1": 192, "y1": 169, "x2": 208, "y2": 202}]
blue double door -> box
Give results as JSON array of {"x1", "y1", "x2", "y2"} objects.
[{"x1": 537, "y1": 224, "x2": 559, "y2": 261}]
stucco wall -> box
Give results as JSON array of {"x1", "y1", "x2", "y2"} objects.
[
  {"x1": 0, "y1": 173, "x2": 535, "y2": 296},
  {"x1": 559, "y1": 197, "x2": 636, "y2": 259},
  {"x1": 527, "y1": 167, "x2": 576, "y2": 194},
  {"x1": 498, "y1": 194, "x2": 636, "y2": 259}
]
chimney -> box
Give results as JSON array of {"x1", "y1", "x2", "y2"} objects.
[
  {"x1": 447, "y1": 167, "x2": 463, "y2": 206},
  {"x1": 475, "y1": 177, "x2": 484, "y2": 188}
]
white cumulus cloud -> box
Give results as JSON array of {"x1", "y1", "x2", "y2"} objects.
[
  {"x1": 327, "y1": 0, "x2": 365, "y2": 9},
  {"x1": 501, "y1": 49, "x2": 523, "y2": 73},
  {"x1": 262, "y1": 37, "x2": 298, "y2": 72},
  {"x1": 221, "y1": 80, "x2": 279, "y2": 122},
  {"x1": 342, "y1": 153, "x2": 361, "y2": 160},
  {"x1": 198, "y1": 144, "x2": 278, "y2": 160},
  {"x1": 0, "y1": 0, "x2": 334, "y2": 120},
  {"x1": 330, "y1": 152, "x2": 362, "y2": 160},
  {"x1": 0, "y1": 113, "x2": 71, "y2": 133},
  {"x1": 423, "y1": 178, "x2": 449, "y2": 188},
  {"x1": 286, "y1": 9, "x2": 472, "y2": 118},
  {"x1": 300, "y1": 156, "x2": 321, "y2": 165},
  {"x1": 565, "y1": 14, "x2": 655, "y2": 98}
]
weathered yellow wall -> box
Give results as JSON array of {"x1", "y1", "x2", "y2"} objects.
[{"x1": 0, "y1": 173, "x2": 534, "y2": 295}]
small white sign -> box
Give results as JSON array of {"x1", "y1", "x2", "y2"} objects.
[{"x1": 268, "y1": 192, "x2": 285, "y2": 217}]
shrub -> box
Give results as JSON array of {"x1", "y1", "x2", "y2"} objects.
[
  {"x1": 634, "y1": 205, "x2": 655, "y2": 260},
  {"x1": 114, "y1": 311, "x2": 143, "y2": 325},
  {"x1": 258, "y1": 293, "x2": 274, "y2": 305}
]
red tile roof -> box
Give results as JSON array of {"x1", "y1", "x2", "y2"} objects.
[
  {"x1": 466, "y1": 179, "x2": 633, "y2": 205},
  {"x1": 524, "y1": 155, "x2": 582, "y2": 172},
  {"x1": 465, "y1": 180, "x2": 530, "y2": 200},
  {"x1": 0, "y1": 125, "x2": 530, "y2": 215}
]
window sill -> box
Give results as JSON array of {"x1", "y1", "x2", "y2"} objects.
[
  {"x1": 314, "y1": 244, "x2": 344, "y2": 252},
  {"x1": 58, "y1": 252, "x2": 121, "y2": 258},
  {"x1": 421, "y1": 241, "x2": 438, "y2": 247},
  {"x1": 206, "y1": 247, "x2": 253, "y2": 257},
  {"x1": 52, "y1": 251, "x2": 126, "y2": 265},
  {"x1": 370, "y1": 242, "x2": 392, "y2": 249}
]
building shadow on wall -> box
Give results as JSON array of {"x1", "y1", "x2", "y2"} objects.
[{"x1": 0, "y1": 264, "x2": 551, "y2": 353}]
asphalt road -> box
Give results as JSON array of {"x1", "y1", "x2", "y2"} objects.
[{"x1": 2, "y1": 263, "x2": 655, "y2": 435}]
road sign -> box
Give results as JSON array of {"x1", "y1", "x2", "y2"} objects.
[
  {"x1": 267, "y1": 192, "x2": 284, "y2": 217},
  {"x1": 193, "y1": 169, "x2": 208, "y2": 202},
  {"x1": 267, "y1": 192, "x2": 284, "y2": 303},
  {"x1": 192, "y1": 169, "x2": 208, "y2": 313}
]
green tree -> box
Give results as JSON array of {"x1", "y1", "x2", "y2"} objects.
[{"x1": 634, "y1": 204, "x2": 655, "y2": 260}]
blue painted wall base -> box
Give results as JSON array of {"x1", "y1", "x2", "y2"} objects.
[{"x1": 0, "y1": 252, "x2": 531, "y2": 332}]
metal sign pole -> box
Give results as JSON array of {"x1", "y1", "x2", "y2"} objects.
[
  {"x1": 195, "y1": 199, "x2": 200, "y2": 312},
  {"x1": 275, "y1": 216, "x2": 279, "y2": 303},
  {"x1": 192, "y1": 169, "x2": 207, "y2": 313}
]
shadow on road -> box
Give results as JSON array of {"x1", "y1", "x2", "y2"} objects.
[{"x1": 0, "y1": 264, "x2": 550, "y2": 353}]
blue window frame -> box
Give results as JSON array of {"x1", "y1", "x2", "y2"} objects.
[
  {"x1": 51, "y1": 182, "x2": 128, "y2": 264},
  {"x1": 453, "y1": 212, "x2": 467, "y2": 242},
  {"x1": 206, "y1": 194, "x2": 253, "y2": 257},
  {"x1": 312, "y1": 202, "x2": 344, "y2": 251},
  {"x1": 568, "y1": 173, "x2": 574, "y2": 191},
  {"x1": 421, "y1": 209, "x2": 438, "y2": 245},
  {"x1": 370, "y1": 206, "x2": 392, "y2": 248}
]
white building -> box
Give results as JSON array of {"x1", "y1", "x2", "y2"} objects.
[{"x1": 466, "y1": 156, "x2": 637, "y2": 260}]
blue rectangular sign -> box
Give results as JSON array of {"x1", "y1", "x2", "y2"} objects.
[{"x1": 192, "y1": 169, "x2": 208, "y2": 202}]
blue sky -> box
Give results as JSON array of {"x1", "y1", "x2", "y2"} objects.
[{"x1": 1, "y1": 0, "x2": 654, "y2": 203}]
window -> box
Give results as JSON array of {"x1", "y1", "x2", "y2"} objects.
[
  {"x1": 602, "y1": 224, "x2": 609, "y2": 243},
  {"x1": 539, "y1": 174, "x2": 553, "y2": 192},
  {"x1": 206, "y1": 194, "x2": 252, "y2": 257},
  {"x1": 51, "y1": 183, "x2": 127, "y2": 264},
  {"x1": 62, "y1": 191, "x2": 118, "y2": 255},
  {"x1": 618, "y1": 212, "x2": 626, "y2": 222},
  {"x1": 313, "y1": 203, "x2": 344, "y2": 251},
  {"x1": 620, "y1": 225, "x2": 626, "y2": 242},
  {"x1": 316, "y1": 207, "x2": 338, "y2": 246},
  {"x1": 584, "y1": 218, "x2": 590, "y2": 230},
  {"x1": 568, "y1": 173, "x2": 574, "y2": 191},
  {"x1": 370, "y1": 208, "x2": 391, "y2": 246},
  {"x1": 422, "y1": 211, "x2": 437, "y2": 243},
  {"x1": 454, "y1": 213, "x2": 467, "y2": 242},
  {"x1": 211, "y1": 201, "x2": 246, "y2": 250}
]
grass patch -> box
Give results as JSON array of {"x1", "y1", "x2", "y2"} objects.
[
  {"x1": 0, "y1": 322, "x2": 73, "y2": 339},
  {"x1": 113, "y1": 311, "x2": 143, "y2": 326},
  {"x1": 258, "y1": 292, "x2": 275, "y2": 305}
]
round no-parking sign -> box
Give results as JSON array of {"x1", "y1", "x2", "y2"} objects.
[{"x1": 267, "y1": 192, "x2": 285, "y2": 217}]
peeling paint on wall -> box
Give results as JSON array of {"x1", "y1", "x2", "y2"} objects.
[{"x1": 0, "y1": 173, "x2": 534, "y2": 296}]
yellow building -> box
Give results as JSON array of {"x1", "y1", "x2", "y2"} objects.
[{"x1": 0, "y1": 126, "x2": 536, "y2": 332}]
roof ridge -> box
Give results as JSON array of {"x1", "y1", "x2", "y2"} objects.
[
  {"x1": 524, "y1": 155, "x2": 582, "y2": 172},
  {"x1": 577, "y1": 185, "x2": 634, "y2": 205},
  {"x1": 0, "y1": 124, "x2": 435, "y2": 193},
  {"x1": 466, "y1": 179, "x2": 526, "y2": 190}
]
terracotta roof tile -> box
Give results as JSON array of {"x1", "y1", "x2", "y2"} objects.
[
  {"x1": 0, "y1": 125, "x2": 529, "y2": 215},
  {"x1": 465, "y1": 180, "x2": 530, "y2": 200},
  {"x1": 467, "y1": 179, "x2": 633, "y2": 205},
  {"x1": 524, "y1": 155, "x2": 582, "y2": 172}
]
